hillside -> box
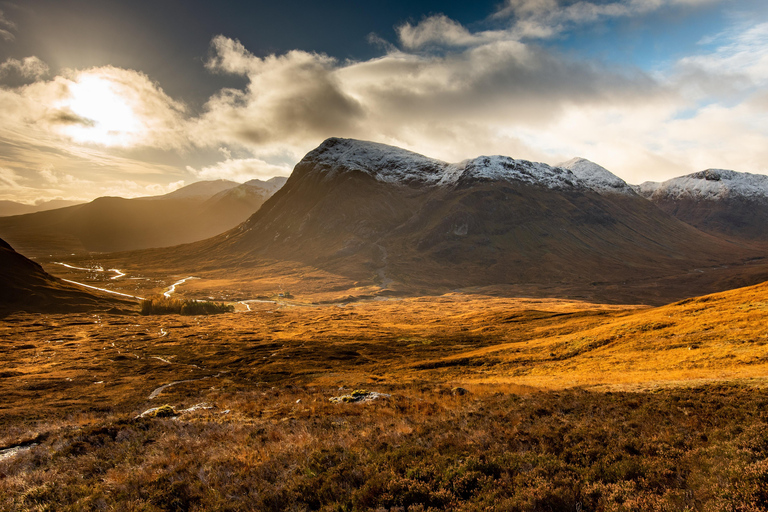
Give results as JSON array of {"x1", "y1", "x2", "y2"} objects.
[
  {"x1": 0, "y1": 238, "x2": 131, "y2": 314},
  {"x1": 0, "y1": 199, "x2": 83, "y2": 217},
  {"x1": 121, "y1": 138, "x2": 767, "y2": 304},
  {"x1": 0, "y1": 178, "x2": 286, "y2": 257},
  {"x1": 636, "y1": 169, "x2": 768, "y2": 244}
]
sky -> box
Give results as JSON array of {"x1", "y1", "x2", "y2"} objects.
[{"x1": 1, "y1": 0, "x2": 768, "y2": 204}]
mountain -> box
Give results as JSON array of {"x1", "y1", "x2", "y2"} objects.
[
  {"x1": 0, "y1": 238, "x2": 130, "y2": 314},
  {"x1": 635, "y1": 169, "x2": 768, "y2": 243},
  {"x1": 558, "y1": 157, "x2": 636, "y2": 195},
  {"x1": 135, "y1": 138, "x2": 765, "y2": 303},
  {"x1": 145, "y1": 179, "x2": 239, "y2": 201},
  {"x1": 0, "y1": 179, "x2": 286, "y2": 257},
  {"x1": 0, "y1": 199, "x2": 83, "y2": 217}
]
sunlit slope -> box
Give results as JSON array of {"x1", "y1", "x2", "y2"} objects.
[{"x1": 446, "y1": 280, "x2": 768, "y2": 388}]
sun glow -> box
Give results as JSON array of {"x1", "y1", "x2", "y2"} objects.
[{"x1": 56, "y1": 72, "x2": 144, "y2": 146}]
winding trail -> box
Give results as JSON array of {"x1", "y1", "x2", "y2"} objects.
[
  {"x1": 55, "y1": 262, "x2": 126, "y2": 280},
  {"x1": 62, "y1": 279, "x2": 144, "y2": 300},
  {"x1": 164, "y1": 277, "x2": 198, "y2": 298}
]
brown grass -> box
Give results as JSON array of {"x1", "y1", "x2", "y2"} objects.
[{"x1": 2, "y1": 280, "x2": 768, "y2": 509}]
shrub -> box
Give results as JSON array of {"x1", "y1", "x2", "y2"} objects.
[{"x1": 140, "y1": 296, "x2": 234, "y2": 316}]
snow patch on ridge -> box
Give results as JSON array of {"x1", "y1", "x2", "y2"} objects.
[
  {"x1": 303, "y1": 138, "x2": 448, "y2": 185},
  {"x1": 559, "y1": 157, "x2": 635, "y2": 195},
  {"x1": 638, "y1": 169, "x2": 768, "y2": 200},
  {"x1": 457, "y1": 156, "x2": 579, "y2": 190}
]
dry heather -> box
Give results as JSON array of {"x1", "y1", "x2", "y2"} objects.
[
  {"x1": 1, "y1": 384, "x2": 767, "y2": 511},
  {"x1": 1, "y1": 280, "x2": 768, "y2": 509}
]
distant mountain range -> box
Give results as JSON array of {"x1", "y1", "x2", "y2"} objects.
[
  {"x1": 130, "y1": 138, "x2": 767, "y2": 303},
  {"x1": 0, "y1": 237, "x2": 129, "y2": 314},
  {"x1": 0, "y1": 199, "x2": 83, "y2": 217},
  {"x1": 635, "y1": 169, "x2": 768, "y2": 244},
  {"x1": 0, "y1": 177, "x2": 287, "y2": 257}
]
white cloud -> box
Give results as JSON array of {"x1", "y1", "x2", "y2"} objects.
[
  {"x1": 679, "y1": 22, "x2": 768, "y2": 86},
  {"x1": 187, "y1": 157, "x2": 291, "y2": 183},
  {"x1": 493, "y1": 0, "x2": 722, "y2": 40},
  {"x1": 397, "y1": 15, "x2": 496, "y2": 49}
]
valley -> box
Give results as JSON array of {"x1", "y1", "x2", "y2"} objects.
[{"x1": 3, "y1": 138, "x2": 768, "y2": 510}]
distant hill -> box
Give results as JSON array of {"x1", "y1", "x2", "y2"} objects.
[
  {"x1": 145, "y1": 179, "x2": 239, "y2": 201},
  {"x1": 0, "y1": 199, "x2": 83, "y2": 217},
  {"x1": 635, "y1": 169, "x2": 768, "y2": 244},
  {"x1": 131, "y1": 138, "x2": 765, "y2": 303},
  {"x1": 0, "y1": 178, "x2": 287, "y2": 257},
  {"x1": 0, "y1": 238, "x2": 131, "y2": 314}
]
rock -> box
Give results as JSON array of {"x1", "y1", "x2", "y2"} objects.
[
  {"x1": 329, "y1": 389, "x2": 391, "y2": 403},
  {"x1": 136, "y1": 404, "x2": 177, "y2": 419},
  {"x1": 451, "y1": 387, "x2": 470, "y2": 396}
]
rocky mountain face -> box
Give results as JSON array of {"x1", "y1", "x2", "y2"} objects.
[
  {"x1": 156, "y1": 138, "x2": 762, "y2": 300},
  {"x1": 636, "y1": 169, "x2": 768, "y2": 243},
  {"x1": 0, "y1": 178, "x2": 287, "y2": 257},
  {"x1": 0, "y1": 238, "x2": 129, "y2": 314}
]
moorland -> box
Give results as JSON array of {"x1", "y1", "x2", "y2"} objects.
[{"x1": 2, "y1": 139, "x2": 768, "y2": 511}]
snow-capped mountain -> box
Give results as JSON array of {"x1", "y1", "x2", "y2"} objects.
[
  {"x1": 635, "y1": 169, "x2": 768, "y2": 243},
  {"x1": 160, "y1": 137, "x2": 759, "y2": 303},
  {"x1": 558, "y1": 157, "x2": 636, "y2": 195},
  {"x1": 304, "y1": 138, "x2": 637, "y2": 195},
  {"x1": 636, "y1": 169, "x2": 768, "y2": 201}
]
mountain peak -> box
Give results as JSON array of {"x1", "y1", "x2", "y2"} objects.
[
  {"x1": 640, "y1": 168, "x2": 768, "y2": 200},
  {"x1": 558, "y1": 157, "x2": 634, "y2": 195},
  {"x1": 457, "y1": 156, "x2": 579, "y2": 189},
  {"x1": 301, "y1": 137, "x2": 448, "y2": 185}
]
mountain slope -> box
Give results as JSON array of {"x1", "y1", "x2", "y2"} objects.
[
  {"x1": 0, "y1": 199, "x2": 83, "y2": 217},
  {"x1": 0, "y1": 238, "x2": 130, "y2": 314},
  {"x1": 636, "y1": 169, "x2": 768, "y2": 243},
  {"x1": 131, "y1": 138, "x2": 765, "y2": 303},
  {"x1": 0, "y1": 179, "x2": 286, "y2": 257}
]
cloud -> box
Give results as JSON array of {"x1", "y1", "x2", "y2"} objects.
[
  {"x1": 0, "y1": 9, "x2": 16, "y2": 42},
  {"x1": 187, "y1": 157, "x2": 292, "y2": 183},
  {"x1": 678, "y1": 22, "x2": 768, "y2": 88},
  {"x1": 0, "y1": 56, "x2": 48, "y2": 80},
  {"x1": 0, "y1": 167, "x2": 24, "y2": 189},
  {"x1": 0, "y1": 64, "x2": 188, "y2": 150},
  {"x1": 493, "y1": 0, "x2": 722, "y2": 39},
  {"x1": 397, "y1": 15, "x2": 493, "y2": 49},
  {"x1": 1, "y1": 1, "x2": 766, "y2": 204},
  {"x1": 191, "y1": 34, "x2": 665, "y2": 167},
  {"x1": 189, "y1": 36, "x2": 364, "y2": 154}
]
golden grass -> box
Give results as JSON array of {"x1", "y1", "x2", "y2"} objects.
[{"x1": 3, "y1": 280, "x2": 768, "y2": 509}]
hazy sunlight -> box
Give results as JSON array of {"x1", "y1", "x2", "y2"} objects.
[{"x1": 57, "y1": 73, "x2": 142, "y2": 146}]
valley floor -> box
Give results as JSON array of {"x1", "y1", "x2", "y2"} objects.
[{"x1": 1, "y1": 284, "x2": 768, "y2": 510}]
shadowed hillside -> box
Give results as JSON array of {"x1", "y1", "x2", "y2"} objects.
[{"x1": 0, "y1": 238, "x2": 132, "y2": 315}]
